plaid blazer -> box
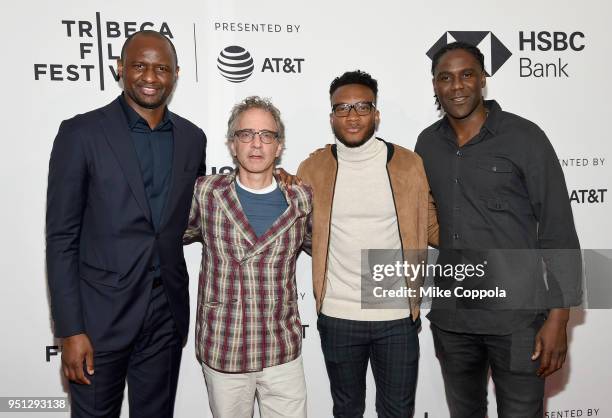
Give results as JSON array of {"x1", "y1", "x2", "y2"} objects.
[{"x1": 184, "y1": 173, "x2": 312, "y2": 373}]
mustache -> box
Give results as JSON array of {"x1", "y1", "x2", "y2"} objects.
[{"x1": 332, "y1": 120, "x2": 377, "y2": 148}]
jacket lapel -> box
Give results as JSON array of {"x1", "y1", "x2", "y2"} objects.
[
  {"x1": 99, "y1": 98, "x2": 152, "y2": 224},
  {"x1": 242, "y1": 183, "x2": 304, "y2": 260},
  {"x1": 159, "y1": 115, "x2": 189, "y2": 230},
  {"x1": 213, "y1": 176, "x2": 258, "y2": 246}
]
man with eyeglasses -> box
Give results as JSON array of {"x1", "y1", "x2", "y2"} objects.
[
  {"x1": 184, "y1": 96, "x2": 311, "y2": 418},
  {"x1": 297, "y1": 70, "x2": 439, "y2": 417}
]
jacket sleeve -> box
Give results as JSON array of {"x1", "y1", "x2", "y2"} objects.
[
  {"x1": 46, "y1": 120, "x2": 88, "y2": 338},
  {"x1": 427, "y1": 189, "x2": 440, "y2": 248},
  {"x1": 415, "y1": 152, "x2": 439, "y2": 248},
  {"x1": 197, "y1": 129, "x2": 207, "y2": 177},
  {"x1": 184, "y1": 178, "x2": 204, "y2": 245},
  {"x1": 296, "y1": 161, "x2": 312, "y2": 255}
]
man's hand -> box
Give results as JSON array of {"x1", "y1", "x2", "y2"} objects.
[
  {"x1": 531, "y1": 309, "x2": 569, "y2": 378},
  {"x1": 274, "y1": 168, "x2": 302, "y2": 188},
  {"x1": 62, "y1": 333, "x2": 94, "y2": 385}
]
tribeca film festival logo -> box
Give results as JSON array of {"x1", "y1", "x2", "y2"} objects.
[
  {"x1": 33, "y1": 12, "x2": 173, "y2": 90},
  {"x1": 427, "y1": 31, "x2": 512, "y2": 76},
  {"x1": 216, "y1": 45, "x2": 305, "y2": 83}
]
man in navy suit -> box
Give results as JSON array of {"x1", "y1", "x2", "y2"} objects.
[{"x1": 46, "y1": 30, "x2": 206, "y2": 417}]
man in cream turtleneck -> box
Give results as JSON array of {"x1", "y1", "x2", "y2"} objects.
[{"x1": 298, "y1": 71, "x2": 439, "y2": 417}]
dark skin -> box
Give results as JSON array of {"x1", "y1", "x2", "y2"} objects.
[
  {"x1": 432, "y1": 49, "x2": 487, "y2": 147},
  {"x1": 62, "y1": 33, "x2": 179, "y2": 385},
  {"x1": 433, "y1": 48, "x2": 570, "y2": 378},
  {"x1": 330, "y1": 84, "x2": 380, "y2": 148},
  {"x1": 117, "y1": 33, "x2": 179, "y2": 128}
]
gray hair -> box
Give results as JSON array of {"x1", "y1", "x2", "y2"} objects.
[{"x1": 226, "y1": 96, "x2": 285, "y2": 142}]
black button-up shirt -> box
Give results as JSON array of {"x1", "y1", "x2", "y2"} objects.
[{"x1": 416, "y1": 100, "x2": 581, "y2": 334}]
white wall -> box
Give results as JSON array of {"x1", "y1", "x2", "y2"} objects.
[{"x1": 1, "y1": 1, "x2": 609, "y2": 416}]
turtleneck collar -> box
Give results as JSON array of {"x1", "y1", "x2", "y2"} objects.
[{"x1": 335, "y1": 136, "x2": 385, "y2": 163}]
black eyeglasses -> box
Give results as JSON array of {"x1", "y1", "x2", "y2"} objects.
[
  {"x1": 233, "y1": 129, "x2": 279, "y2": 144},
  {"x1": 331, "y1": 101, "x2": 376, "y2": 117}
]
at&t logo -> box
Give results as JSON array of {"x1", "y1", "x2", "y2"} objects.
[
  {"x1": 217, "y1": 46, "x2": 255, "y2": 83},
  {"x1": 216, "y1": 45, "x2": 305, "y2": 83}
]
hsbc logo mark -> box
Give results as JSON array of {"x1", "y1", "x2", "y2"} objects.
[{"x1": 426, "y1": 31, "x2": 512, "y2": 76}]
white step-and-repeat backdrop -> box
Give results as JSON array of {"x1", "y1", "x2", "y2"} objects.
[{"x1": 1, "y1": 0, "x2": 610, "y2": 416}]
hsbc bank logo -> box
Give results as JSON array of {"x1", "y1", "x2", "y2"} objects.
[{"x1": 426, "y1": 31, "x2": 512, "y2": 76}]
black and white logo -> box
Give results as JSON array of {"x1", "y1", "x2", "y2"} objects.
[
  {"x1": 216, "y1": 45, "x2": 305, "y2": 83},
  {"x1": 518, "y1": 31, "x2": 585, "y2": 78},
  {"x1": 570, "y1": 189, "x2": 607, "y2": 204},
  {"x1": 34, "y1": 12, "x2": 173, "y2": 90},
  {"x1": 217, "y1": 46, "x2": 255, "y2": 83},
  {"x1": 427, "y1": 31, "x2": 512, "y2": 76}
]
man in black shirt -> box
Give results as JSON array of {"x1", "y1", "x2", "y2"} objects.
[{"x1": 415, "y1": 42, "x2": 581, "y2": 417}]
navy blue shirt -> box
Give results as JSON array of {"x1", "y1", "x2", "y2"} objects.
[
  {"x1": 119, "y1": 94, "x2": 174, "y2": 231},
  {"x1": 236, "y1": 181, "x2": 288, "y2": 238},
  {"x1": 119, "y1": 95, "x2": 174, "y2": 275}
]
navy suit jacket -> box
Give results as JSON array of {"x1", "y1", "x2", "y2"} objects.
[{"x1": 46, "y1": 97, "x2": 206, "y2": 351}]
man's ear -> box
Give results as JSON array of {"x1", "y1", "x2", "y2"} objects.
[
  {"x1": 275, "y1": 142, "x2": 284, "y2": 158},
  {"x1": 116, "y1": 59, "x2": 123, "y2": 80}
]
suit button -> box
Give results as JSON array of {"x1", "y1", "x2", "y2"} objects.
[{"x1": 148, "y1": 266, "x2": 156, "y2": 272}]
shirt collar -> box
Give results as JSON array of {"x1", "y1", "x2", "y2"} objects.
[
  {"x1": 481, "y1": 99, "x2": 502, "y2": 135},
  {"x1": 118, "y1": 93, "x2": 173, "y2": 131},
  {"x1": 435, "y1": 99, "x2": 502, "y2": 143}
]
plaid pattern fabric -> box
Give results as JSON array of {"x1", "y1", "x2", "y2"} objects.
[{"x1": 184, "y1": 173, "x2": 312, "y2": 373}]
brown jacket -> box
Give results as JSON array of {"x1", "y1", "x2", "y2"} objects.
[{"x1": 297, "y1": 139, "x2": 439, "y2": 319}]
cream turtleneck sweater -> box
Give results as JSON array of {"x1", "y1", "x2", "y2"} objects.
[{"x1": 321, "y1": 137, "x2": 410, "y2": 321}]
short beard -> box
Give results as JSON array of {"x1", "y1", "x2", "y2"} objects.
[
  {"x1": 131, "y1": 95, "x2": 165, "y2": 110},
  {"x1": 333, "y1": 121, "x2": 376, "y2": 148}
]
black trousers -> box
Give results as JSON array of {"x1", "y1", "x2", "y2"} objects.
[
  {"x1": 317, "y1": 314, "x2": 420, "y2": 418},
  {"x1": 69, "y1": 285, "x2": 183, "y2": 418},
  {"x1": 431, "y1": 318, "x2": 545, "y2": 418}
]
